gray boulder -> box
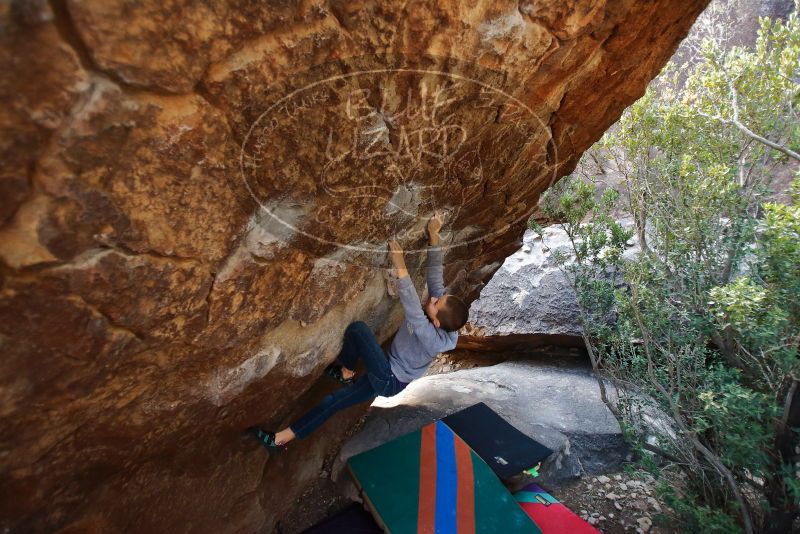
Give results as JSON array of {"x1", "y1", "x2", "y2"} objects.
[
  {"x1": 468, "y1": 227, "x2": 583, "y2": 337},
  {"x1": 467, "y1": 222, "x2": 641, "y2": 341}
]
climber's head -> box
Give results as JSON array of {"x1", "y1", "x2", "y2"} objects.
[{"x1": 425, "y1": 294, "x2": 469, "y2": 332}]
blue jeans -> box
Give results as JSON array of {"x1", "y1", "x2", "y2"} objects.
[{"x1": 289, "y1": 321, "x2": 407, "y2": 439}]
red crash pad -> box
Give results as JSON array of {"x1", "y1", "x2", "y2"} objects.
[{"x1": 514, "y1": 483, "x2": 599, "y2": 534}]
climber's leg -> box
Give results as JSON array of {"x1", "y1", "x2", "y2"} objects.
[
  {"x1": 336, "y1": 320, "x2": 382, "y2": 372},
  {"x1": 361, "y1": 343, "x2": 404, "y2": 396},
  {"x1": 337, "y1": 321, "x2": 407, "y2": 398},
  {"x1": 288, "y1": 375, "x2": 376, "y2": 440},
  {"x1": 269, "y1": 323, "x2": 405, "y2": 444},
  {"x1": 327, "y1": 321, "x2": 373, "y2": 381}
]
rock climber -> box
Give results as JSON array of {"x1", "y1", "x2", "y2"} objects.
[{"x1": 247, "y1": 210, "x2": 470, "y2": 449}]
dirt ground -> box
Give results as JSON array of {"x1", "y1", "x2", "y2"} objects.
[{"x1": 552, "y1": 470, "x2": 674, "y2": 533}]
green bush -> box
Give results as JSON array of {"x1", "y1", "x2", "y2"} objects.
[{"x1": 530, "y1": 4, "x2": 800, "y2": 532}]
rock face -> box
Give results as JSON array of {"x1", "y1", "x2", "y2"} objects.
[
  {"x1": 462, "y1": 222, "x2": 639, "y2": 351},
  {"x1": 468, "y1": 227, "x2": 585, "y2": 338},
  {"x1": 0, "y1": 1, "x2": 706, "y2": 532}
]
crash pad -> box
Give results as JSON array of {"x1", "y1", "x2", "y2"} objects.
[
  {"x1": 302, "y1": 503, "x2": 382, "y2": 534},
  {"x1": 347, "y1": 420, "x2": 541, "y2": 534},
  {"x1": 514, "y1": 483, "x2": 598, "y2": 534},
  {"x1": 442, "y1": 403, "x2": 553, "y2": 479}
]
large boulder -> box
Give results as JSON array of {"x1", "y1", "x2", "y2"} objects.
[
  {"x1": 0, "y1": 0, "x2": 707, "y2": 531},
  {"x1": 462, "y1": 222, "x2": 640, "y2": 352},
  {"x1": 467, "y1": 227, "x2": 584, "y2": 338}
]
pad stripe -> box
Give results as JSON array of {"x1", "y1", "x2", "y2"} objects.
[
  {"x1": 454, "y1": 436, "x2": 476, "y2": 534},
  {"x1": 435, "y1": 421, "x2": 457, "y2": 533},
  {"x1": 418, "y1": 424, "x2": 437, "y2": 533}
]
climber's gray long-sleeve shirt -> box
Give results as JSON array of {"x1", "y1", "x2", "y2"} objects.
[{"x1": 388, "y1": 245, "x2": 458, "y2": 383}]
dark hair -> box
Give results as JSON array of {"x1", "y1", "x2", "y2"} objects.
[{"x1": 437, "y1": 294, "x2": 469, "y2": 332}]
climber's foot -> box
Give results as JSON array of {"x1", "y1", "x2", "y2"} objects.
[
  {"x1": 325, "y1": 363, "x2": 355, "y2": 386},
  {"x1": 247, "y1": 427, "x2": 285, "y2": 451}
]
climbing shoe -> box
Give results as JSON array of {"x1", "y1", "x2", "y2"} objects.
[
  {"x1": 324, "y1": 362, "x2": 355, "y2": 386},
  {"x1": 247, "y1": 427, "x2": 283, "y2": 451}
]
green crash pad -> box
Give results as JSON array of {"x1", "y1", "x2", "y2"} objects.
[{"x1": 347, "y1": 420, "x2": 541, "y2": 534}]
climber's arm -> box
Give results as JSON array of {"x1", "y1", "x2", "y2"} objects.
[
  {"x1": 388, "y1": 239, "x2": 409, "y2": 279},
  {"x1": 426, "y1": 211, "x2": 446, "y2": 298},
  {"x1": 389, "y1": 240, "x2": 436, "y2": 333}
]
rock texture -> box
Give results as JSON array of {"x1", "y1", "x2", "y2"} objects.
[
  {"x1": 468, "y1": 227, "x2": 585, "y2": 338},
  {"x1": 0, "y1": 0, "x2": 706, "y2": 532},
  {"x1": 462, "y1": 223, "x2": 639, "y2": 351}
]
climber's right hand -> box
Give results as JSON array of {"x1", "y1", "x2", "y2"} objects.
[
  {"x1": 427, "y1": 210, "x2": 444, "y2": 236},
  {"x1": 427, "y1": 210, "x2": 444, "y2": 245}
]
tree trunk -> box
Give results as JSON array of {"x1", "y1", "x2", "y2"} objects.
[{"x1": 764, "y1": 380, "x2": 800, "y2": 533}]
